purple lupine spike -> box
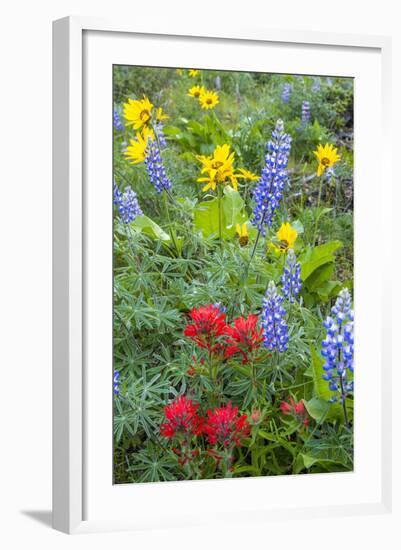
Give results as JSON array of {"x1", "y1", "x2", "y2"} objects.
[
  {"x1": 114, "y1": 108, "x2": 124, "y2": 131},
  {"x1": 301, "y1": 100, "x2": 310, "y2": 127},
  {"x1": 114, "y1": 182, "x2": 143, "y2": 223},
  {"x1": 281, "y1": 83, "x2": 291, "y2": 103},
  {"x1": 251, "y1": 120, "x2": 292, "y2": 235},
  {"x1": 261, "y1": 281, "x2": 289, "y2": 353},
  {"x1": 321, "y1": 289, "x2": 354, "y2": 403},
  {"x1": 144, "y1": 140, "x2": 172, "y2": 193},
  {"x1": 282, "y1": 249, "x2": 302, "y2": 303}
]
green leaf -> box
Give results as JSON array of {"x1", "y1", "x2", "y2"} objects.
[
  {"x1": 222, "y1": 186, "x2": 247, "y2": 231},
  {"x1": 304, "y1": 397, "x2": 330, "y2": 422},
  {"x1": 162, "y1": 125, "x2": 182, "y2": 136},
  {"x1": 314, "y1": 280, "x2": 342, "y2": 300},
  {"x1": 193, "y1": 187, "x2": 247, "y2": 238},
  {"x1": 193, "y1": 198, "x2": 220, "y2": 237},
  {"x1": 309, "y1": 346, "x2": 346, "y2": 421},
  {"x1": 304, "y1": 263, "x2": 334, "y2": 290},
  {"x1": 310, "y1": 346, "x2": 333, "y2": 401},
  {"x1": 131, "y1": 215, "x2": 171, "y2": 241},
  {"x1": 291, "y1": 219, "x2": 305, "y2": 235},
  {"x1": 300, "y1": 240, "x2": 343, "y2": 281}
]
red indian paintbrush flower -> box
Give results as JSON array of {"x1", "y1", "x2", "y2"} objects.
[
  {"x1": 160, "y1": 395, "x2": 203, "y2": 438},
  {"x1": 203, "y1": 402, "x2": 250, "y2": 447},
  {"x1": 280, "y1": 397, "x2": 310, "y2": 426},
  {"x1": 224, "y1": 314, "x2": 264, "y2": 363},
  {"x1": 184, "y1": 304, "x2": 227, "y2": 353}
]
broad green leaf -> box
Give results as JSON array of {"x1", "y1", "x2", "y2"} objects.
[
  {"x1": 193, "y1": 187, "x2": 247, "y2": 238},
  {"x1": 294, "y1": 451, "x2": 350, "y2": 474},
  {"x1": 314, "y1": 280, "x2": 342, "y2": 300},
  {"x1": 294, "y1": 453, "x2": 319, "y2": 473},
  {"x1": 222, "y1": 186, "x2": 247, "y2": 231},
  {"x1": 162, "y1": 125, "x2": 182, "y2": 136},
  {"x1": 294, "y1": 446, "x2": 352, "y2": 474},
  {"x1": 193, "y1": 198, "x2": 220, "y2": 237},
  {"x1": 300, "y1": 240, "x2": 343, "y2": 281},
  {"x1": 187, "y1": 120, "x2": 206, "y2": 136},
  {"x1": 310, "y1": 346, "x2": 334, "y2": 402},
  {"x1": 131, "y1": 215, "x2": 171, "y2": 242},
  {"x1": 291, "y1": 219, "x2": 305, "y2": 235},
  {"x1": 304, "y1": 263, "x2": 334, "y2": 291},
  {"x1": 304, "y1": 397, "x2": 330, "y2": 422}
]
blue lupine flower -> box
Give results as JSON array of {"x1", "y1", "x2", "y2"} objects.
[
  {"x1": 213, "y1": 302, "x2": 227, "y2": 313},
  {"x1": 282, "y1": 249, "x2": 302, "y2": 303},
  {"x1": 326, "y1": 77, "x2": 333, "y2": 87},
  {"x1": 251, "y1": 120, "x2": 292, "y2": 235},
  {"x1": 113, "y1": 370, "x2": 120, "y2": 395},
  {"x1": 154, "y1": 121, "x2": 167, "y2": 148},
  {"x1": 301, "y1": 100, "x2": 310, "y2": 127},
  {"x1": 113, "y1": 182, "x2": 143, "y2": 223},
  {"x1": 321, "y1": 289, "x2": 354, "y2": 403},
  {"x1": 113, "y1": 109, "x2": 124, "y2": 131},
  {"x1": 324, "y1": 166, "x2": 336, "y2": 181},
  {"x1": 144, "y1": 140, "x2": 172, "y2": 193},
  {"x1": 281, "y1": 83, "x2": 292, "y2": 104},
  {"x1": 261, "y1": 281, "x2": 289, "y2": 353},
  {"x1": 312, "y1": 77, "x2": 321, "y2": 93}
]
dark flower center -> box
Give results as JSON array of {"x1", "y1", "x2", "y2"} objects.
[{"x1": 140, "y1": 109, "x2": 150, "y2": 121}]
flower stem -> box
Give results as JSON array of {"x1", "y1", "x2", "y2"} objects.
[
  {"x1": 163, "y1": 190, "x2": 180, "y2": 255},
  {"x1": 245, "y1": 210, "x2": 267, "y2": 277},
  {"x1": 217, "y1": 184, "x2": 223, "y2": 247},
  {"x1": 337, "y1": 336, "x2": 350, "y2": 428},
  {"x1": 312, "y1": 175, "x2": 324, "y2": 245},
  {"x1": 339, "y1": 375, "x2": 349, "y2": 428}
]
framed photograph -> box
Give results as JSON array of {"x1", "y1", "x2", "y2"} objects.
[{"x1": 52, "y1": 17, "x2": 392, "y2": 534}]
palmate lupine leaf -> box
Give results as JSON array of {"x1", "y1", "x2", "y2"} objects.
[
  {"x1": 117, "y1": 296, "x2": 181, "y2": 332},
  {"x1": 294, "y1": 427, "x2": 353, "y2": 473},
  {"x1": 128, "y1": 445, "x2": 177, "y2": 483},
  {"x1": 114, "y1": 394, "x2": 161, "y2": 441}
]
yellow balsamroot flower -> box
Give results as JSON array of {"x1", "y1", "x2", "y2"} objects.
[
  {"x1": 274, "y1": 222, "x2": 298, "y2": 253},
  {"x1": 236, "y1": 168, "x2": 259, "y2": 182},
  {"x1": 155, "y1": 107, "x2": 169, "y2": 121},
  {"x1": 188, "y1": 69, "x2": 200, "y2": 77},
  {"x1": 123, "y1": 96, "x2": 153, "y2": 130},
  {"x1": 188, "y1": 85, "x2": 206, "y2": 99},
  {"x1": 124, "y1": 127, "x2": 154, "y2": 164},
  {"x1": 197, "y1": 144, "x2": 238, "y2": 192},
  {"x1": 199, "y1": 90, "x2": 219, "y2": 110},
  {"x1": 313, "y1": 143, "x2": 341, "y2": 177},
  {"x1": 236, "y1": 223, "x2": 249, "y2": 246}
]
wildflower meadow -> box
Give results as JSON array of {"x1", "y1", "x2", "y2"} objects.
[{"x1": 113, "y1": 67, "x2": 354, "y2": 483}]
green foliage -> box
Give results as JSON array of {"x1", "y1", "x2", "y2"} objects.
[
  {"x1": 300, "y1": 240, "x2": 344, "y2": 305},
  {"x1": 193, "y1": 187, "x2": 248, "y2": 238}
]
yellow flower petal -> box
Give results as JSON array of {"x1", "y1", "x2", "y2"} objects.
[
  {"x1": 199, "y1": 90, "x2": 219, "y2": 110},
  {"x1": 313, "y1": 143, "x2": 341, "y2": 176},
  {"x1": 275, "y1": 222, "x2": 298, "y2": 252},
  {"x1": 188, "y1": 85, "x2": 205, "y2": 98},
  {"x1": 123, "y1": 96, "x2": 153, "y2": 130},
  {"x1": 236, "y1": 168, "x2": 259, "y2": 181}
]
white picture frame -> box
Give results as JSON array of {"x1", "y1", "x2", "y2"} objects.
[{"x1": 52, "y1": 16, "x2": 392, "y2": 534}]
